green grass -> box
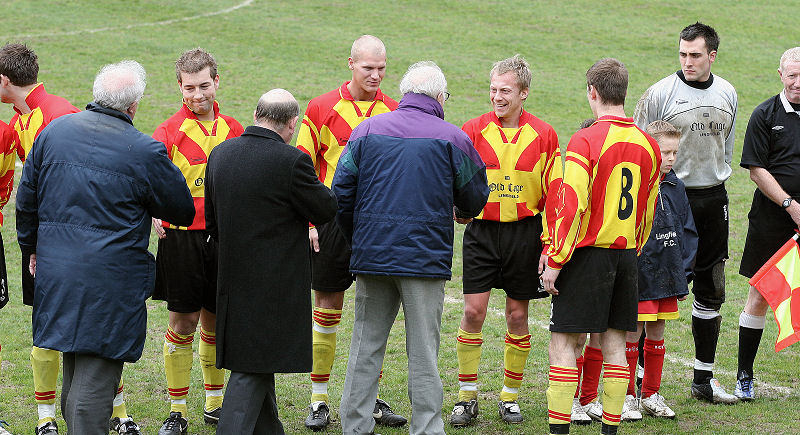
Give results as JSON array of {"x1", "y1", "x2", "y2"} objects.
[{"x1": 0, "y1": 1, "x2": 798, "y2": 434}]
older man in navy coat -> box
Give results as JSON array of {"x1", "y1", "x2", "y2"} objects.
[
  {"x1": 16, "y1": 60, "x2": 195, "y2": 435},
  {"x1": 205, "y1": 89, "x2": 337, "y2": 435}
]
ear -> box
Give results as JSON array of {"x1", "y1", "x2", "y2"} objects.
[
  {"x1": 0, "y1": 74, "x2": 8, "y2": 87},
  {"x1": 348, "y1": 57, "x2": 355, "y2": 71},
  {"x1": 288, "y1": 115, "x2": 299, "y2": 133},
  {"x1": 520, "y1": 87, "x2": 529, "y2": 101},
  {"x1": 253, "y1": 109, "x2": 258, "y2": 124},
  {"x1": 708, "y1": 50, "x2": 717, "y2": 64},
  {"x1": 213, "y1": 74, "x2": 220, "y2": 89}
]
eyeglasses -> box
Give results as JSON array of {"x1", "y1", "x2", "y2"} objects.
[{"x1": 442, "y1": 91, "x2": 450, "y2": 101}]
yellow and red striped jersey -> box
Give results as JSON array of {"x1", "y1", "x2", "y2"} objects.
[
  {"x1": 296, "y1": 81, "x2": 397, "y2": 188},
  {"x1": 9, "y1": 83, "x2": 79, "y2": 162},
  {"x1": 154, "y1": 101, "x2": 243, "y2": 231},
  {"x1": 462, "y1": 110, "x2": 561, "y2": 244},
  {"x1": 0, "y1": 120, "x2": 16, "y2": 226},
  {"x1": 547, "y1": 116, "x2": 660, "y2": 269}
]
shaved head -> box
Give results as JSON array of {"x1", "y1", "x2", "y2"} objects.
[{"x1": 350, "y1": 35, "x2": 386, "y2": 62}]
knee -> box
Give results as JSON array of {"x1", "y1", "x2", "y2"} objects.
[
  {"x1": 505, "y1": 307, "x2": 528, "y2": 333},
  {"x1": 170, "y1": 315, "x2": 199, "y2": 335},
  {"x1": 744, "y1": 289, "x2": 769, "y2": 316},
  {"x1": 463, "y1": 304, "x2": 488, "y2": 328}
]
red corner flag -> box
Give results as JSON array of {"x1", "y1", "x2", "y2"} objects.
[{"x1": 749, "y1": 233, "x2": 800, "y2": 352}]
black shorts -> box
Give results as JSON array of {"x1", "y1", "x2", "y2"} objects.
[
  {"x1": 740, "y1": 190, "x2": 798, "y2": 278},
  {"x1": 686, "y1": 184, "x2": 728, "y2": 309},
  {"x1": 153, "y1": 229, "x2": 217, "y2": 313},
  {"x1": 462, "y1": 217, "x2": 547, "y2": 300},
  {"x1": 311, "y1": 221, "x2": 354, "y2": 292},
  {"x1": 0, "y1": 237, "x2": 8, "y2": 309},
  {"x1": 549, "y1": 247, "x2": 638, "y2": 333},
  {"x1": 21, "y1": 244, "x2": 34, "y2": 306}
]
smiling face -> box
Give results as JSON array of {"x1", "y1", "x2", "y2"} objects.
[
  {"x1": 490, "y1": 71, "x2": 528, "y2": 127},
  {"x1": 780, "y1": 60, "x2": 800, "y2": 104},
  {"x1": 679, "y1": 37, "x2": 716, "y2": 82},
  {"x1": 179, "y1": 67, "x2": 219, "y2": 120},
  {"x1": 659, "y1": 136, "x2": 680, "y2": 174}
]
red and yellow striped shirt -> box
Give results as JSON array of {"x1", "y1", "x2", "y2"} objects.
[
  {"x1": 0, "y1": 120, "x2": 16, "y2": 226},
  {"x1": 462, "y1": 110, "x2": 561, "y2": 245},
  {"x1": 547, "y1": 116, "x2": 660, "y2": 269},
  {"x1": 296, "y1": 81, "x2": 397, "y2": 188},
  {"x1": 9, "y1": 83, "x2": 79, "y2": 162},
  {"x1": 154, "y1": 101, "x2": 243, "y2": 230}
]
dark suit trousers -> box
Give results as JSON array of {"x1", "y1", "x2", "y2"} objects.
[
  {"x1": 61, "y1": 353, "x2": 123, "y2": 435},
  {"x1": 216, "y1": 371, "x2": 285, "y2": 435}
]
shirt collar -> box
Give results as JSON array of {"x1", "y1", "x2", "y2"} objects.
[{"x1": 779, "y1": 90, "x2": 800, "y2": 116}]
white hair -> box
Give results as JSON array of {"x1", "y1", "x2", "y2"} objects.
[
  {"x1": 398, "y1": 61, "x2": 447, "y2": 99},
  {"x1": 780, "y1": 47, "x2": 800, "y2": 71},
  {"x1": 92, "y1": 60, "x2": 146, "y2": 112}
]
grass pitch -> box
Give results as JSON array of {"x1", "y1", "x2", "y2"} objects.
[{"x1": 0, "y1": 1, "x2": 798, "y2": 434}]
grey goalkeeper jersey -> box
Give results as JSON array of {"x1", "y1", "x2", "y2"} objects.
[{"x1": 634, "y1": 72, "x2": 737, "y2": 189}]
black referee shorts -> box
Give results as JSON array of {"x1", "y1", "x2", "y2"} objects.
[
  {"x1": 153, "y1": 229, "x2": 217, "y2": 313},
  {"x1": 740, "y1": 189, "x2": 799, "y2": 279},
  {"x1": 550, "y1": 247, "x2": 638, "y2": 333},
  {"x1": 462, "y1": 216, "x2": 548, "y2": 300},
  {"x1": 311, "y1": 220, "x2": 355, "y2": 292}
]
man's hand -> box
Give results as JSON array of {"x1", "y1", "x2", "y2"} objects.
[
  {"x1": 452, "y1": 209, "x2": 472, "y2": 225},
  {"x1": 538, "y1": 254, "x2": 549, "y2": 275},
  {"x1": 678, "y1": 295, "x2": 688, "y2": 301},
  {"x1": 152, "y1": 218, "x2": 166, "y2": 239},
  {"x1": 541, "y1": 265, "x2": 560, "y2": 296},
  {"x1": 309, "y1": 228, "x2": 320, "y2": 252},
  {"x1": 29, "y1": 253, "x2": 36, "y2": 277},
  {"x1": 787, "y1": 201, "x2": 800, "y2": 229}
]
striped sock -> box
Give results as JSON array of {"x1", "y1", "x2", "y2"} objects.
[
  {"x1": 500, "y1": 330, "x2": 531, "y2": 402},
  {"x1": 31, "y1": 346, "x2": 59, "y2": 425},
  {"x1": 164, "y1": 326, "x2": 194, "y2": 415},
  {"x1": 311, "y1": 307, "x2": 341, "y2": 403},
  {"x1": 547, "y1": 365, "x2": 578, "y2": 433},
  {"x1": 456, "y1": 328, "x2": 483, "y2": 402},
  {"x1": 199, "y1": 328, "x2": 224, "y2": 411},
  {"x1": 111, "y1": 377, "x2": 128, "y2": 419},
  {"x1": 601, "y1": 362, "x2": 629, "y2": 427}
]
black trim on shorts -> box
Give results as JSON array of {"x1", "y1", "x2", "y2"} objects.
[
  {"x1": 462, "y1": 217, "x2": 548, "y2": 300},
  {"x1": 549, "y1": 247, "x2": 638, "y2": 333}
]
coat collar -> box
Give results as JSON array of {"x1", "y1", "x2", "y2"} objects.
[
  {"x1": 397, "y1": 92, "x2": 444, "y2": 119},
  {"x1": 242, "y1": 125, "x2": 285, "y2": 143},
  {"x1": 661, "y1": 169, "x2": 678, "y2": 185},
  {"x1": 85, "y1": 102, "x2": 133, "y2": 125}
]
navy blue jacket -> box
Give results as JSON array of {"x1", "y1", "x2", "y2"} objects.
[
  {"x1": 637, "y1": 170, "x2": 698, "y2": 300},
  {"x1": 333, "y1": 92, "x2": 489, "y2": 279},
  {"x1": 16, "y1": 103, "x2": 194, "y2": 362}
]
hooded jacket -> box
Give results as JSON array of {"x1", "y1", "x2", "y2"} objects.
[
  {"x1": 16, "y1": 103, "x2": 194, "y2": 362},
  {"x1": 333, "y1": 92, "x2": 488, "y2": 279},
  {"x1": 637, "y1": 170, "x2": 698, "y2": 300}
]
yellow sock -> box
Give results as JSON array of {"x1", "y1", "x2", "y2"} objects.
[
  {"x1": 311, "y1": 307, "x2": 341, "y2": 403},
  {"x1": 164, "y1": 326, "x2": 193, "y2": 415},
  {"x1": 500, "y1": 330, "x2": 531, "y2": 402},
  {"x1": 199, "y1": 328, "x2": 224, "y2": 411},
  {"x1": 111, "y1": 377, "x2": 128, "y2": 419},
  {"x1": 456, "y1": 328, "x2": 483, "y2": 402},
  {"x1": 546, "y1": 365, "x2": 577, "y2": 433},
  {"x1": 601, "y1": 362, "x2": 629, "y2": 427},
  {"x1": 31, "y1": 346, "x2": 59, "y2": 424}
]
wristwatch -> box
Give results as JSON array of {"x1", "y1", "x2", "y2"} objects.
[{"x1": 782, "y1": 197, "x2": 793, "y2": 208}]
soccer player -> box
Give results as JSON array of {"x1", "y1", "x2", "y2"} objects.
[
  {"x1": 151, "y1": 48, "x2": 243, "y2": 435},
  {"x1": 634, "y1": 22, "x2": 738, "y2": 403},
  {"x1": 542, "y1": 58, "x2": 661, "y2": 435},
  {"x1": 624, "y1": 120, "x2": 698, "y2": 419},
  {"x1": 295, "y1": 35, "x2": 406, "y2": 431},
  {"x1": 450, "y1": 55, "x2": 559, "y2": 426},
  {"x1": 736, "y1": 46, "x2": 800, "y2": 401}
]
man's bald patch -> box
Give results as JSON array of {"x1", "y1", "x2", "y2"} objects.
[
  {"x1": 254, "y1": 88, "x2": 299, "y2": 129},
  {"x1": 351, "y1": 35, "x2": 386, "y2": 61}
]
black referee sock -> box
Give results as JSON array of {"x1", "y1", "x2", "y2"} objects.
[
  {"x1": 737, "y1": 325, "x2": 763, "y2": 379},
  {"x1": 692, "y1": 315, "x2": 721, "y2": 384}
]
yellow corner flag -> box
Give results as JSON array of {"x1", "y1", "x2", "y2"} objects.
[{"x1": 749, "y1": 233, "x2": 800, "y2": 352}]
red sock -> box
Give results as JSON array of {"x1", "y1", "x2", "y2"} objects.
[
  {"x1": 642, "y1": 338, "x2": 665, "y2": 398},
  {"x1": 579, "y1": 346, "x2": 603, "y2": 405},
  {"x1": 625, "y1": 341, "x2": 638, "y2": 396},
  {"x1": 575, "y1": 355, "x2": 584, "y2": 398}
]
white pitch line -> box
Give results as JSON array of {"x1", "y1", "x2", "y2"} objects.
[
  {"x1": 4, "y1": 0, "x2": 254, "y2": 40},
  {"x1": 443, "y1": 294, "x2": 795, "y2": 397}
]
